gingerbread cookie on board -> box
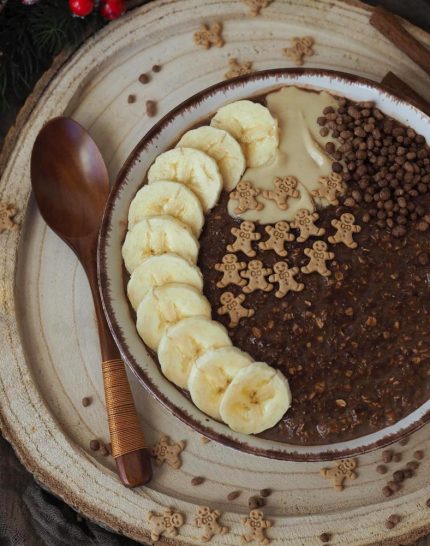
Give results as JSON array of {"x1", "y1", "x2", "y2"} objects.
[
  {"x1": 312, "y1": 172, "x2": 344, "y2": 206},
  {"x1": 225, "y1": 58, "x2": 253, "y2": 79},
  {"x1": 193, "y1": 22, "x2": 224, "y2": 49},
  {"x1": 241, "y1": 260, "x2": 273, "y2": 294},
  {"x1": 290, "y1": 209, "x2": 325, "y2": 242},
  {"x1": 301, "y1": 240, "x2": 335, "y2": 277},
  {"x1": 150, "y1": 435, "x2": 185, "y2": 469},
  {"x1": 328, "y1": 213, "x2": 361, "y2": 249},
  {"x1": 269, "y1": 262, "x2": 304, "y2": 298},
  {"x1": 283, "y1": 36, "x2": 314, "y2": 66},
  {"x1": 242, "y1": 0, "x2": 272, "y2": 16},
  {"x1": 218, "y1": 292, "x2": 254, "y2": 327},
  {"x1": 227, "y1": 221, "x2": 261, "y2": 257},
  {"x1": 242, "y1": 509, "x2": 272, "y2": 545},
  {"x1": 320, "y1": 458, "x2": 358, "y2": 491},
  {"x1": 193, "y1": 506, "x2": 229, "y2": 542},
  {"x1": 258, "y1": 221, "x2": 294, "y2": 257},
  {"x1": 215, "y1": 254, "x2": 247, "y2": 288},
  {"x1": 230, "y1": 180, "x2": 264, "y2": 214},
  {"x1": 0, "y1": 202, "x2": 18, "y2": 233},
  {"x1": 263, "y1": 176, "x2": 300, "y2": 210},
  {"x1": 148, "y1": 508, "x2": 185, "y2": 541}
]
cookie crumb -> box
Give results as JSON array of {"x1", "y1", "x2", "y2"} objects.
[
  {"x1": 191, "y1": 476, "x2": 205, "y2": 486},
  {"x1": 81, "y1": 397, "x2": 91, "y2": 407},
  {"x1": 225, "y1": 58, "x2": 254, "y2": 79},
  {"x1": 227, "y1": 490, "x2": 241, "y2": 501},
  {"x1": 127, "y1": 94, "x2": 136, "y2": 104},
  {"x1": 414, "y1": 450, "x2": 424, "y2": 460},
  {"x1": 319, "y1": 532, "x2": 331, "y2": 543},
  {"x1": 146, "y1": 100, "x2": 157, "y2": 117},
  {"x1": 89, "y1": 439, "x2": 100, "y2": 451},
  {"x1": 138, "y1": 73, "x2": 150, "y2": 84}
]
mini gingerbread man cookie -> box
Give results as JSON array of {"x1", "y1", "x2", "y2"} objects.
[
  {"x1": 148, "y1": 508, "x2": 185, "y2": 541},
  {"x1": 215, "y1": 254, "x2": 247, "y2": 288},
  {"x1": 263, "y1": 176, "x2": 300, "y2": 210},
  {"x1": 218, "y1": 292, "x2": 255, "y2": 327},
  {"x1": 242, "y1": 509, "x2": 272, "y2": 545},
  {"x1": 283, "y1": 36, "x2": 314, "y2": 66},
  {"x1": 258, "y1": 221, "x2": 294, "y2": 257},
  {"x1": 241, "y1": 260, "x2": 273, "y2": 294},
  {"x1": 0, "y1": 202, "x2": 18, "y2": 233},
  {"x1": 290, "y1": 209, "x2": 325, "y2": 243},
  {"x1": 301, "y1": 240, "x2": 335, "y2": 277},
  {"x1": 227, "y1": 221, "x2": 261, "y2": 257},
  {"x1": 320, "y1": 458, "x2": 358, "y2": 491},
  {"x1": 328, "y1": 213, "x2": 361, "y2": 249},
  {"x1": 269, "y1": 262, "x2": 304, "y2": 298},
  {"x1": 193, "y1": 506, "x2": 229, "y2": 542},
  {"x1": 242, "y1": 0, "x2": 272, "y2": 16},
  {"x1": 230, "y1": 180, "x2": 264, "y2": 214},
  {"x1": 311, "y1": 172, "x2": 345, "y2": 206},
  {"x1": 150, "y1": 435, "x2": 185, "y2": 469},
  {"x1": 193, "y1": 22, "x2": 224, "y2": 49}
]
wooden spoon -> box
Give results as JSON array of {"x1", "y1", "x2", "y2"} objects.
[{"x1": 31, "y1": 117, "x2": 152, "y2": 487}]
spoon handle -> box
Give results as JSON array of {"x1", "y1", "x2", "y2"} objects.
[{"x1": 88, "y1": 264, "x2": 152, "y2": 487}]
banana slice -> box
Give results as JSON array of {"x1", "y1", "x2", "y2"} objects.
[
  {"x1": 219, "y1": 362, "x2": 291, "y2": 435},
  {"x1": 128, "y1": 181, "x2": 204, "y2": 236},
  {"x1": 147, "y1": 148, "x2": 223, "y2": 212},
  {"x1": 158, "y1": 317, "x2": 232, "y2": 389},
  {"x1": 188, "y1": 347, "x2": 253, "y2": 420},
  {"x1": 176, "y1": 127, "x2": 245, "y2": 191},
  {"x1": 122, "y1": 215, "x2": 199, "y2": 273},
  {"x1": 210, "y1": 100, "x2": 279, "y2": 168},
  {"x1": 136, "y1": 283, "x2": 211, "y2": 351},
  {"x1": 127, "y1": 254, "x2": 203, "y2": 311}
]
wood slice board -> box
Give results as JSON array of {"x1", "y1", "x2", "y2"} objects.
[{"x1": 1, "y1": 1, "x2": 430, "y2": 544}]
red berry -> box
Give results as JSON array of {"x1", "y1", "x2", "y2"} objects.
[
  {"x1": 69, "y1": 0, "x2": 94, "y2": 17},
  {"x1": 100, "y1": 0, "x2": 125, "y2": 20}
]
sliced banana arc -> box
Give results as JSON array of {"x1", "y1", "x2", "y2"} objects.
[
  {"x1": 136, "y1": 283, "x2": 211, "y2": 351},
  {"x1": 122, "y1": 215, "x2": 199, "y2": 273},
  {"x1": 128, "y1": 181, "x2": 204, "y2": 236},
  {"x1": 158, "y1": 316, "x2": 232, "y2": 389},
  {"x1": 188, "y1": 346, "x2": 253, "y2": 420},
  {"x1": 176, "y1": 126, "x2": 246, "y2": 191},
  {"x1": 123, "y1": 98, "x2": 293, "y2": 435},
  {"x1": 147, "y1": 148, "x2": 223, "y2": 212},
  {"x1": 220, "y1": 362, "x2": 292, "y2": 435},
  {"x1": 127, "y1": 254, "x2": 203, "y2": 311},
  {"x1": 210, "y1": 100, "x2": 279, "y2": 168}
]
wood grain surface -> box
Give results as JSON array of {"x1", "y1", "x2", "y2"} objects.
[{"x1": 1, "y1": 1, "x2": 430, "y2": 544}]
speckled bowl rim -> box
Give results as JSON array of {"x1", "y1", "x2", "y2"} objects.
[{"x1": 98, "y1": 67, "x2": 430, "y2": 462}]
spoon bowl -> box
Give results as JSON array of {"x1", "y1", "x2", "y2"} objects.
[{"x1": 31, "y1": 117, "x2": 109, "y2": 240}]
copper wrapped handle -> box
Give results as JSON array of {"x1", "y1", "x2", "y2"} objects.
[{"x1": 102, "y1": 358, "x2": 152, "y2": 487}]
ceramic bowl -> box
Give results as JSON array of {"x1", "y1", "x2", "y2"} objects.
[{"x1": 98, "y1": 68, "x2": 430, "y2": 461}]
